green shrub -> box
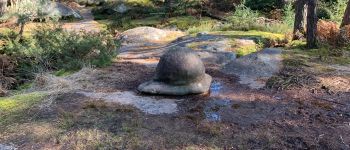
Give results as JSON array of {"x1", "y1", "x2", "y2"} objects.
[
  {"x1": 245, "y1": 0, "x2": 281, "y2": 12},
  {"x1": 187, "y1": 20, "x2": 217, "y2": 34},
  {"x1": 317, "y1": 7, "x2": 332, "y2": 20},
  {"x1": 327, "y1": 0, "x2": 348, "y2": 23},
  {"x1": 1, "y1": 27, "x2": 118, "y2": 80},
  {"x1": 227, "y1": 4, "x2": 259, "y2": 31},
  {"x1": 225, "y1": 3, "x2": 292, "y2": 34},
  {"x1": 283, "y1": 3, "x2": 295, "y2": 28}
]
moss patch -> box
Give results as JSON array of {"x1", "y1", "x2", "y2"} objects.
[
  {"x1": 236, "y1": 45, "x2": 259, "y2": 57},
  {"x1": 211, "y1": 30, "x2": 285, "y2": 41},
  {"x1": 0, "y1": 92, "x2": 46, "y2": 127}
]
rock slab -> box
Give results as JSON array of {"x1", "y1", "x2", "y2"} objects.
[{"x1": 222, "y1": 48, "x2": 283, "y2": 89}]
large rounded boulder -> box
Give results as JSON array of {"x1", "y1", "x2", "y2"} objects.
[
  {"x1": 45, "y1": 2, "x2": 82, "y2": 19},
  {"x1": 138, "y1": 47, "x2": 212, "y2": 95}
]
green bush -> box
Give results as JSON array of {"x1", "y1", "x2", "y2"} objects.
[
  {"x1": 225, "y1": 3, "x2": 292, "y2": 33},
  {"x1": 282, "y1": 3, "x2": 295, "y2": 27},
  {"x1": 226, "y1": 4, "x2": 259, "y2": 31},
  {"x1": 1, "y1": 27, "x2": 118, "y2": 80},
  {"x1": 319, "y1": 0, "x2": 347, "y2": 23},
  {"x1": 245, "y1": 0, "x2": 281, "y2": 12},
  {"x1": 317, "y1": 7, "x2": 332, "y2": 20}
]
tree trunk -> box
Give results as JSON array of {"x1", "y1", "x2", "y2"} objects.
[
  {"x1": 293, "y1": 0, "x2": 307, "y2": 40},
  {"x1": 341, "y1": 0, "x2": 350, "y2": 27},
  {"x1": 16, "y1": 22, "x2": 25, "y2": 42},
  {"x1": 0, "y1": 0, "x2": 7, "y2": 16},
  {"x1": 164, "y1": 0, "x2": 174, "y2": 18},
  {"x1": 307, "y1": 0, "x2": 318, "y2": 48}
]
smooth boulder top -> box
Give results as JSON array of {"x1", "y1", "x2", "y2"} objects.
[
  {"x1": 138, "y1": 47, "x2": 212, "y2": 95},
  {"x1": 121, "y1": 27, "x2": 185, "y2": 44},
  {"x1": 222, "y1": 48, "x2": 283, "y2": 89},
  {"x1": 155, "y1": 47, "x2": 206, "y2": 85},
  {"x1": 46, "y1": 2, "x2": 82, "y2": 19}
]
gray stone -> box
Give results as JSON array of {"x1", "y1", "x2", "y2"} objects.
[
  {"x1": 0, "y1": 144, "x2": 17, "y2": 150},
  {"x1": 121, "y1": 27, "x2": 167, "y2": 43},
  {"x1": 45, "y1": 2, "x2": 82, "y2": 19},
  {"x1": 139, "y1": 74, "x2": 212, "y2": 95},
  {"x1": 78, "y1": 91, "x2": 179, "y2": 114},
  {"x1": 115, "y1": 3, "x2": 129, "y2": 13},
  {"x1": 222, "y1": 48, "x2": 283, "y2": 89},
  {"x1": 196, "y1": 51, "x2": 236, "y2": 65},
  {"x1": 138, "y1": 47, "x2": 212, "y2": 95}
]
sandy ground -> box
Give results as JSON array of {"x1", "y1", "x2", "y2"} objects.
[{"x1": 62, "y1": 7, "x2": 102, "y2": 33}]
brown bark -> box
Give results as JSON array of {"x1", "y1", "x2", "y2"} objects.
[
  {"x1": 0, "y1": 0, "x2": 7, "y2": 15},
  {"x1": 165, "y1": 0, "x2": 175, "y2": 17},
  {"x1": 293, "y1": 0, "x2": 307, "y2": 40},
  {"x1": 16, "y1": 22, "x2": 25, "y2": 42},
  {"x1": 307, "y1": 0, "x2": 317, "y2": 48},
  {"x1": 341, "y1": 0, "x2": 350, "y2": 27}
]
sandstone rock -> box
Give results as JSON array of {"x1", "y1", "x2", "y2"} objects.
[{"x1": 138, "y1": 47, "x2": 212, "y2": 95}]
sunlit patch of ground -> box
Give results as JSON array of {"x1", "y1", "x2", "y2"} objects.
[
  {"x1": 210, "y1": 30, "x2": 286, "y2": 41},
  {"x1": 0, "y1": 92, "x2": 46, "y2": 127}
]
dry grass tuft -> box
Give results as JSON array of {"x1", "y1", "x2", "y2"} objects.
[
  {"x1": 196, "y1": 121, "x2": 225, "y2": 136},
  {"x1": 266, "y1": 59, "x2": 319, "y2": 90},
  {"x1": 59, "y1": 129, "x2": 121, "y2": 150}
]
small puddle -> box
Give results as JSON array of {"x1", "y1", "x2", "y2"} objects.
[
  {"x1": 204, "y1": 99, "x2": 233, "y2": 122},
  {"x1": 78, "y1": 91, "x2": 178, "y2": 115},
  {"x1": 209, "y1": 81, "x2": 223, "y2": 96},
  {"x1": 0, "y1": 144, "x2": 16, "y2": 150}
]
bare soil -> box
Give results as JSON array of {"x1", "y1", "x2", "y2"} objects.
[{"x1": 1, "y1": 53, "x2": 349, "y2": 149}]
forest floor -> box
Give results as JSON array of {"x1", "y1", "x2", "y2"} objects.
[{"x1": 1, "y1": 7, "x2": 350, "y2": 150}]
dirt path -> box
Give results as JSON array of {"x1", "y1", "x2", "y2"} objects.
[{"x1": 62, "y1": 7, "x2": 102, "y2": 33}]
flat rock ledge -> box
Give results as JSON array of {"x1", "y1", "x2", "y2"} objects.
[
  {"x1": 138, "y1": 74, "x2": 212, "y2": 96},
  {"x1": 222, "y1": 48, "x2": 283, "y2": 89}
]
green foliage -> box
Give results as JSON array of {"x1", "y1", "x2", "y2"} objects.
[
  {"x1": 245, "y1": 0, "x2": 281, "y2": 12},
  {"x1": 187, "y1": 20, "x2": 217, "y2": 34},
  {"x1": 317, "y1": 7, "x2": 333, "y2": 20},
  {"x1": 236, "y1": 45, "x2": 259, "y2": 57},
  {"x1": 227, "y1": 4, "x2": 259, "y2": 31},
  {"x1": 282, "y1": 3, "x2": 295, "y2": 27},
  {"x1": 1, "y1": 26, "x2": 118, "y2": 80},
  {"x1": 226, "y1": 4, "x2": 291, "y2": 33},
  {"x1": 166, "y1": 0, "x2": 202, "y2": 16},
  {"x1": 0, "y1": 92, "x2": 46, "y2": 126},
  {"x1": 325, "y1": 0, "x2": 348, "y2": 23},
  {"x1": 1, "y1": 0, "x2": 52, "y2": 23}
]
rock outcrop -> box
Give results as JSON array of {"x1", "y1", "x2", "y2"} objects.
[
  {"x1": 45, "y1": 2, "x2": 82, "y2": 19},
  {"x1": 222, "y1": 48, "x2": 283, "y2": 89}
]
